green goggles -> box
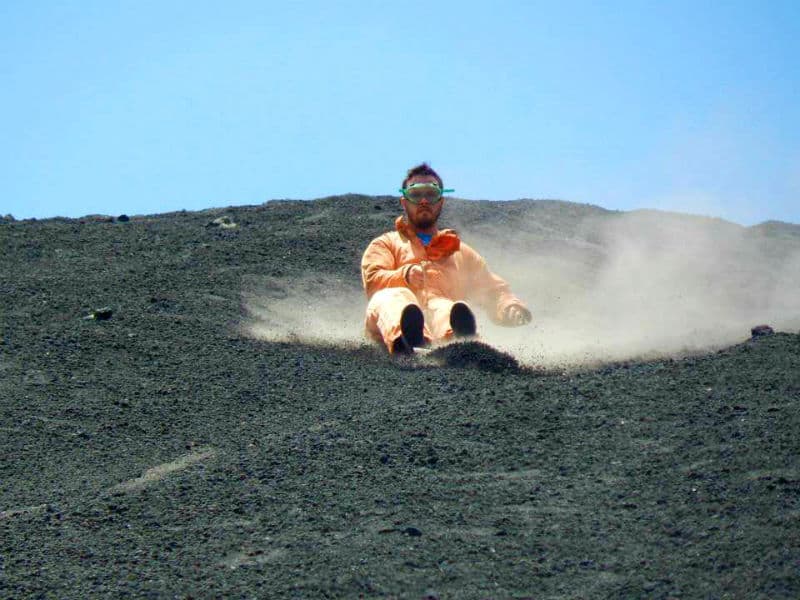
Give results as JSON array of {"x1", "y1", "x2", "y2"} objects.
[{"x1": 399, "y1": 182, "x2": 455, "y2": 204}]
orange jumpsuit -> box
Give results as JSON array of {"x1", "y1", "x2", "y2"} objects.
[{"x1": 362, "y1": 216, "x2": 529, "y2": 352}]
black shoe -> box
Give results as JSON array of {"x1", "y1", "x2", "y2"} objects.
[
  {"x1": 393, "y1": 304, "x2": 425, "y2": 354},
  {"x1": 450, "y1": 302, "x2": 476, "y2": 337}
]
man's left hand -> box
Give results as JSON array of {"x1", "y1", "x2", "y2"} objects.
[{"x1": 505, "y1": 305, "x2": 531, "y2": 326}]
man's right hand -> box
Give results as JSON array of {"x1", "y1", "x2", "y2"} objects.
[{"x1": 406, "y1": 264, "x2": 425, "y2": 289}]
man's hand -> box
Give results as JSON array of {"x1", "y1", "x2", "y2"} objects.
[
  {"x1": 505, "y1": 305, "x2": 531, "y2": 326},
  {"x1": 406, "y1": 264, "x2": 425, "y2": 289}
]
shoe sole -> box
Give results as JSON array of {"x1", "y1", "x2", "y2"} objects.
[
  {"x1": 450, "y1": 302, "x2": 476, "y2": 337},
  {"x1": 400, "y1": 304, "x2": 425, "y2": 349}
]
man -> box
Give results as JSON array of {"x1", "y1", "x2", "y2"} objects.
[{"x1": 361, "y1": 163, "x2": 532, "y2": 354}]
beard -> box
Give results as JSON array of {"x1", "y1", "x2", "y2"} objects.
[{"x1": 407, "y1": 206, "x2": 440, "y2": 230}]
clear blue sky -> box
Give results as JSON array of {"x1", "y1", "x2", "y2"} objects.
[{"x1": 2, "y1": 1, "x2": 798, "y2": 225}]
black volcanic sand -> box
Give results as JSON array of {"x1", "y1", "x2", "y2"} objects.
[{"x1": 2, "y1": 197, "x2": 799, "y2": 599}]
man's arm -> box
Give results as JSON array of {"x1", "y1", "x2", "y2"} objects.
[
  {"x1": 361, "y1": 235, "x2": 412, "y2": 298},
  {"x1": 462, "y1": 245, "x2": 531, "y2": 326}
]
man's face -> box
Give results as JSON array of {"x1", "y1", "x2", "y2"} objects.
[{"x1": 401, "y1": 174, "x2": 445, "y2": 230}]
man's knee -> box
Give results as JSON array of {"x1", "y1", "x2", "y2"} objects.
[{"x1": 366, "y1": 287, "x2": 418, "y2": 312}]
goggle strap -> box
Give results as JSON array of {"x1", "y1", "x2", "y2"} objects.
[{"x1": 398, "y1": 187, "x2": 455, "y2": 194}]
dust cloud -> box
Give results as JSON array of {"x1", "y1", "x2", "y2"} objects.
[
  {"x1": 241, "y1": 273, "x2": 367, "y2": 347},
  {"x1": 466, "y1": 210, "x2": 800, "y2": 367},
  {"x1": 242, "y1": 209, "x2": 800, "y2": 368}
]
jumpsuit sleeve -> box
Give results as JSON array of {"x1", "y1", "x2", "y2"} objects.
[
  {"x1": 361, "y1": 235, "x2": 411, "y2": 299},
  {"x1": 463, "y1": 245, "x2": 531, "y2": 325}
]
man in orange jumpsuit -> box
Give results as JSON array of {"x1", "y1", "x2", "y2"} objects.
[{"x1": 361, "y1": 163, "x2": 532, "y2": 354}]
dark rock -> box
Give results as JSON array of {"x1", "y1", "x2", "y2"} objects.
[
  {"x1": 117, "y1": 214, "x2": 130, "y2": 222},
  {"x1": 86, "y1": 307, "x2": 113, "y2": 321},
  {"x1": 751, "y1": 324, "x2": 774, "y2": 337},
  {"x1": 403, "y1": 527, "x2": 422, "y2": 537}
]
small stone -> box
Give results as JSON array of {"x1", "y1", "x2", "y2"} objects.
[
  {"x1": 403, "y1": 527, "x2": 422, "y2": 537},
  {"x1": 84, "y1": 307, "x2": 113, "y2": 321},
  {"x1": 750, "y1": 324, "x2": 774, "y2": 337},
  {"x1": 206, "y1": 216, "x2": 237, "y2": 229}
]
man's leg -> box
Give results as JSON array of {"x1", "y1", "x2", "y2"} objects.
[
  {"x1": 365, "y1": 287, "x2": 431, "y2": 353},
  {"x1": 425, "y1": 297, "x2": 477, "y2": 341}
]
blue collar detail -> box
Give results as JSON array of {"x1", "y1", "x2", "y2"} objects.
[{"x1": 416, "y1": 233, "x2": 433, "y2": 246}]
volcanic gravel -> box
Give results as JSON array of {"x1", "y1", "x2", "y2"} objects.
[{"x1": 1, "y1": 196, "x2": 799, "y2": 599}]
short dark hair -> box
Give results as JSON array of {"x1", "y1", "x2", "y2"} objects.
[{"x1": 402, "y1": 162, "x2": 443, "y2": 189}]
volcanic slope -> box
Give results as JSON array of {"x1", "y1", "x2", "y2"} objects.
[{"x1": 1, "y1": 196, "x2": 799, "y2": 599}]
